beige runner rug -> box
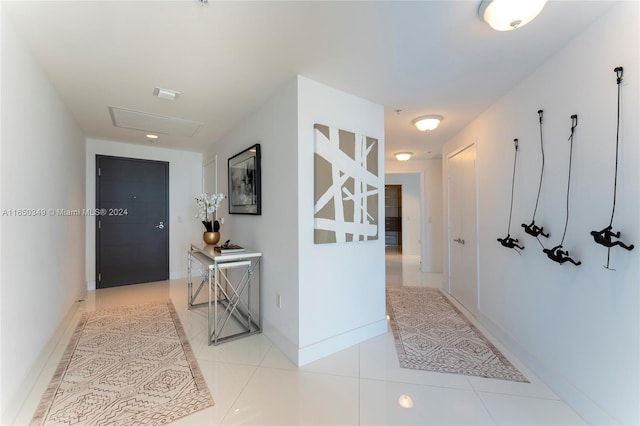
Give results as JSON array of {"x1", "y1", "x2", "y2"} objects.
[
  {"x1": 31, "y1": 300, "x2": 214, "y2": 425},
  {"x1": 387, "y1": 286, "x2": 528, "y2": 382}
]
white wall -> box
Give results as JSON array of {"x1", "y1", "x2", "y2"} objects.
[
  {"x1": 384, "y1": 173, "x2": 421, "y2": 256},
  {"x1": 442, "y1": 3, "x2": 639, "y2": 424},
  {"x1": 297, "y1": 76, "x2": 386, "y2": 365},
  {"x1": 1, "y1": 15, "x2": 86, "y2": 422},
  {"x1": 85, "y1": 139, "x2": 203, "y2": 287},
  {"x1": 203, "y1": 77, "x2": 301, "y2": 362},
  {"x1": 386, "y1": 159, "x2": 443, "y2": 272}
]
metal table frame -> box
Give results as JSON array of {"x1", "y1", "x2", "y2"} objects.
[{"x1": 187, "y1": 243, "x2": 262, "y2": 345}]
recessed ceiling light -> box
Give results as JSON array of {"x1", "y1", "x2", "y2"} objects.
[
  {"x1": 153, "y1": 87, "x2": 180, "y2": 101},
  {"x1": 146, "y1": 134, "x2": 159, "y2": 140},
  {"x1": 412, "y1": 115, "x2": 443, "y2": 132}
]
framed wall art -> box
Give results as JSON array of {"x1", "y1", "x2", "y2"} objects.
[
  {"x1": 313, "y1": 124, "x2": 380, "y2": 244},
  {"x1": 228, "y1": 143, "x2": 261, "y2": 215}
]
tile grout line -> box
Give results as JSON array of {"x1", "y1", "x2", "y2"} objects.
[{"x1": 216, "y1": 340, "x2": 273, "y2": 425}]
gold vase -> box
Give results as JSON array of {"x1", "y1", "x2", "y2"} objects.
[{"x1": 203, "y1": 231, "x2": 220, "y2": 245}]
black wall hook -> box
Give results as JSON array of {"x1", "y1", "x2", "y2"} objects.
[
  {"x1": 569, "y1": 114, "x2": 578, "y2": 138},
  {"x1": 614, "y1": 66, "x2": 623, "y2": 84}
]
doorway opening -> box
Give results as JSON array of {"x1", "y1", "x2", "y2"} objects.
[{"x1": 385, "y1": 184, "x2": 402, "y2": 254}]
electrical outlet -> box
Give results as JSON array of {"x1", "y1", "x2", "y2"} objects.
[{"x1": 276, "y1": 294, "x2": 282, "y2": 309}]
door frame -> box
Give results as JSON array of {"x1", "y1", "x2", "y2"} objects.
[
  {"x1": 95, "y1": 155, "x2": 170, "y2": 288},
  {"x1": 445, "y1": 142, "x2": 479, "y2": 314}
]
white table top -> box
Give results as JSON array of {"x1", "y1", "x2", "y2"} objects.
[{"x1": 190, "y1": 242, "x2": 262, "y2": 263}]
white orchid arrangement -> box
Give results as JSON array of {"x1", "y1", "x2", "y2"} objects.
[{"x1": 195, "y1": 192, "x2": 225, "y2": 232}]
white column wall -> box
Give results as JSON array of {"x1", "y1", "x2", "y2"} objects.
[
  {"x1": 442, "y1": 3, "x2": 639, "y2": 424},
  {"x1": 297, "y1": 76, "x2": 386, "y2": 365}
]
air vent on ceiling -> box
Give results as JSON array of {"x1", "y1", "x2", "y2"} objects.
[
  {"x1": 153, "y1": 87, "x2": 180, "y2": 101},
  {"x1": 108, "y1": 106, "x2": 202, "y2": 137}
]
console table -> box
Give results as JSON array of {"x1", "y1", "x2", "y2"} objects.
[{"x1": 187, "y1": 243, "x2": 262, "y2": 345}]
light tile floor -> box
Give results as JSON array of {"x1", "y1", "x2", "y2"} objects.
[{"x1": 13, "y1": 254, "x2": 586, "y2": 425}]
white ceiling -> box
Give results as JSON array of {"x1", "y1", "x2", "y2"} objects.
[{"x1": 3, "y1": 1, "x2": 616, "y2": 161}]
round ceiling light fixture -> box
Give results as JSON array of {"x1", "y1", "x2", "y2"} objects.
[
  {"x1": 412, "y1": 115, "x2": 443, "y2": 132},
  {"x1": 478, "y1": 0, "x2": 548, "y2": 31},
  {"x1": 398, "y1": 395, "x2": 414, "y2": 409},
  {"x1": 395, "y1": 152, "x2": 413, "y2": 161}
]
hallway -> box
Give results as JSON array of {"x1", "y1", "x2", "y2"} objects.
[{"x1": 13, "y1": 258, "x2": 586, "y2": 425}]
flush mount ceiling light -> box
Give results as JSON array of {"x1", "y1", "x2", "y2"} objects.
[
  {"x1": 146, "y1": 134, "x2": 159, "y2": 140},
  {"x1": 153, "y1": 87, "x2": 180, "y2": 101},
  {"x1": 478, "y1": 0, "x2": 548, "y2": 31},
  {"x1": 395, "y1": 152, "x2": 413, "y2": 161},
  {"x1": 398, "y1": 395, "x2": 414, "y2": 409},
  {"x1": 412, "y1": 115, "x2": 443, "y2": 132}
]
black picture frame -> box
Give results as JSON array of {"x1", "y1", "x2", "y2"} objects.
[{"x1": 228, "y1": 143, "x2": 261, "y2": 215}]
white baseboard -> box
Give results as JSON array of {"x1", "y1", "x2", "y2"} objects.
[
  {"x1": 170, "y1": 271, "x2": 186, "y2": 280},
  {"x1": 297, "y1": 318, "x2": 387, "y2": 367},
  {"x1": 264, "y1": 318, "x2": 387, "y2": 368},
  {"x1": 86, "y1": 272, "x2": 186, "y2": 291},
  {"x1": 262, "y1": 320, "x2": 299, "y2": 366}
]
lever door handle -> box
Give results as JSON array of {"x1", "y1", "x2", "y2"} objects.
[
  {"x1": 453, "y1": 238, "x2": 465, "y2": 245},
  {"x1": 156, "y1": 221, "x2": 164, "y2": 229}
]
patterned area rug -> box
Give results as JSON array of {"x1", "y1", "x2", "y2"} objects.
[
  {"x1": 387, "y1": 287, "x2": 528, "y2": 382},
  {"x1": 31, "y1": 300, "x2": 214, "y2": 425}
]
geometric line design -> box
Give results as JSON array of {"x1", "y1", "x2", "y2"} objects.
[
  {"x1": 31, "y1": 300, "x2": 214, "y2": 425},
  {"x1": 313, "y1": 123, "x2": 380, "y2": 244},
  {"x1": 387, "y1": 287, "x2": 529, "y2": 382}
]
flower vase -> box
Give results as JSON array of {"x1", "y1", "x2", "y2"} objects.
[{"x1": 203, "y1": 231, "x2": 220, "y2": 245}]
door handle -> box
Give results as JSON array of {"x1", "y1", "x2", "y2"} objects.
[
  {"x1": 156, "y1": 221, "x2": 164, "y2": 229},
  {"x1": 453, "y1": 238, "x2": 465, "y2": 245}
]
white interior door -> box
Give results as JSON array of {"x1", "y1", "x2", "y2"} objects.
[{"x1": 447, "y1": 144, "x2": 478, "y2": 313}]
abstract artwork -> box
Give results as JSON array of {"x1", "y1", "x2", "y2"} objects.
[
  {"x1": 314, "y1": 124, "x2": 380, "y2": 244},
  {"x1": 228, "y1": 143, "x2": 261, "y2": 215}
]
